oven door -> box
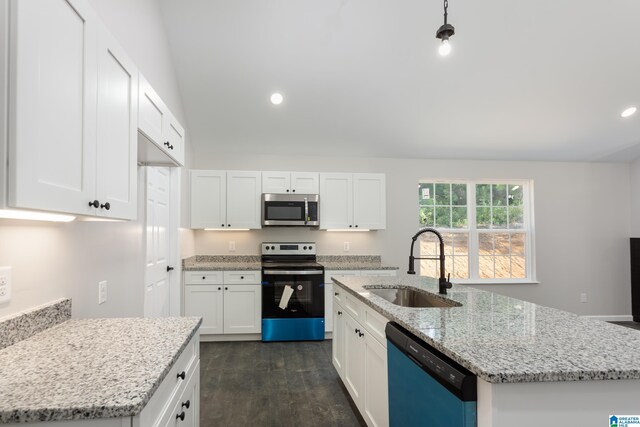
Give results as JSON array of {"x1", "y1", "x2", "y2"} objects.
[{"x1": 262, "y1": 269, "x2": 325, "y2": 318}]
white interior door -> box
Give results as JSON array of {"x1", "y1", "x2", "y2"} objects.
[{"x1": 145, "y1": 167, "x2": 171, "y2": 317}]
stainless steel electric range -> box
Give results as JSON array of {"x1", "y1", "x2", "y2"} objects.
[{"x1": 261, "y1": 242, "x2": 325, "y2": 341}]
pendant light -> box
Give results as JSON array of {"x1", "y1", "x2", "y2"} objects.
[{"x1": 436, "y1": 0, "x2": 455, "y2": 56}]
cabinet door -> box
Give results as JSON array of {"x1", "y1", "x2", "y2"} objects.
[
  {"x1": 190, "y1": 170, "x2": 226, "y2": 229},
  {"x1": 319, "y1": 173, "x2": 353, "y2": 229},
  {"x1": 95, "y1": 26, "x2": 138, "y2": 220},
  {"x1": 184, "y1": 285, "x2": 224, "y2": 335},
  {"x1": 325, "y1": 283, "x2": 333, "y2": 332},
  {"x1": 226, "y1": 171, "x2": 261, "y2": 229},
  {"x1": 291, "y1": 172, "x2": 319, "y2": 194},
  {"x1": 223, "y1": 284, "x2": 261, "y2": 334},
  {"x1": 138, "y1": 74, "x2": 166, "y2": 146},
  {"x1": 332, "y1": 302, "x2": 345, "y2": 377},
  {"x1": 9, "y1": 0, "x2": 97, "y2": 215},
  {"x1": 262, "y1": 171, "x2": 290, "y2": 194},
  {"x1": 343, "y1": 313, "x2": 365, "y2": 409},
  {"x1": 164, "y1": 112, "x2": 185, "y2": 166},
  {"x1": 353, "y1": 173, "x2": 386, "y2": 230},
  {"x1": 363, "y1": 332, "x2": 389, "y2": 427}
]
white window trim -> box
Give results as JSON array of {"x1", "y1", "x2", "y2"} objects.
[{"x1": 418, "y1": 179, "x2": 536, "y2": 284}]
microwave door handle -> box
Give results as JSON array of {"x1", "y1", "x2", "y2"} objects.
[{"x1": 304, "y1": 197, "x2": 308, "y2": 224}]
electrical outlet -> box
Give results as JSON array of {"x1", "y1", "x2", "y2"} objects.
[
  {"x1": 580, "y1": 293, "x2": 587, "y2": 303},
  {"x1": 0, "y1": 266, "x2": 11, "y2": 303},
  {"x1": 229, "y1": 241, "x2": 236, "y2": 252},
  {"x1": 343, "y1": 242, "x2": 350, "y2": 252},
  {"x1": 98, "y1": 281, "x2": 108, "y2": 305}
]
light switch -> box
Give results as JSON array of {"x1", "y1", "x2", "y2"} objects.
[
  {"x1": 229, "y1": 241, "x2": 236, "y2": 252},
  {"x1": 98, "y1": 281, "x2": 108, "y2": 305}
]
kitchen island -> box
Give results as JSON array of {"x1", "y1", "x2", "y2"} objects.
[
  {"x1": 0, "y1": 299, "x2": 202, "y2": 426},
  {"x1": 332, "y1": 274, "x2": 640, "y2": 427}
]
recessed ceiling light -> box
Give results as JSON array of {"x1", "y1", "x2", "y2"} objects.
[
  {"x1": 270, "y1": 92, "x2": 283, "y2": 105},
  {"x1": 621, "y1": 106, "x2": 637, "y2": 118}
]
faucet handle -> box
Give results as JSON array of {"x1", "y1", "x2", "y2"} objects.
[{"x1": 446, "y1": 273, "x2": 452, "y2": 288}]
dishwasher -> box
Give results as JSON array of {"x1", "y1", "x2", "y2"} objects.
[{"x1": 386, "y1": 322, "x2": 477, "y2": 427}]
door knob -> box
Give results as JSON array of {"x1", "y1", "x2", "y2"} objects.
[{"x1": 166, "y1": 266, "x2": 174, "y2": 272}]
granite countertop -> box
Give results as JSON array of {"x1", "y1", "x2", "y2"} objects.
[
  {"x1": 332, "y1": 275, "x2": 640, "y2": 384},
  {"x1": 183, "y1": 255, "x2": 398, "y2": 271},
  {"x1": 0, "y1": 316, "x2": 202, "y2": 423}
]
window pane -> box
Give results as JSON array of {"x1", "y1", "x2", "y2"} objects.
[
  {"x1": 509, "y1": 185, "x2": 523, "y2": 206},
  {"x1": 419, "y1": 259, "x2": 438, "y2": 278},
  {"x1": 476, "y1": 184, "x2": 490, "y2": 206},
  {"x1": 492, "y1": 184, "x2": 507, "y2": 206},
  {"x1": 492, "y1": 207, "x2": 507, "y2": 228},
  {"x1": 494, "y1": 256, "x2": 511, "y2": 278},
  {"x1": 479, "y1": 256, "x2": 494, "y2": 278},
  {"x1": 452, "y1": 184, "x2": 467, "y2": 205},
  {"x1": 512, "y1": 256, "x2": 526, "y2": 278},
  {"x1": 419, "y1": 233, "x2": 439, "y2": 256},
  {"x1": 511, "y1": 233, "x2": 525, "y2": 254},
  {"x1": 419, "y1": 183, "x2": 434, "y2": 206},
  {"x1": 419, "y1": 206, "x2": 435, "y2": 226},
  {"x1": 435, "y1": 183, "x2": 451, "y2": 205},
  {"x1": 435, "y1": 206, "x2": 451, "y2": 228},
  {"x1": 453, "y1": 257, "x2": 469, "y2": 279},
  {"x1": 452, "y1": 207, "x2": 468, "y2": 228},
  {"x1": 494, "y1": 233, "x2": 510, "y2": 255},
  {"x1": 508, "y1": 206, "x2": 524, "y2": 229},
  {"x1": 476, "y1": 207, "x2": 491, "y2": 229},
  {"x1": 479, "y1": 233, "x2": 493, "y2": 255},
  {"x1": 452, "y1": 234, "x2": 469, "y2": 255}
]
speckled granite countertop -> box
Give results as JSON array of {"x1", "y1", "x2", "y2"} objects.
[
  {"x1": 183, "y1": 255, "x2": 398, "y2": 271},
  {"x1": 0, "y1": 316, "x2": 202, "y2": 423},
  {"x1": 332, "y1": 275, "x2": 640, "y2": 384}
]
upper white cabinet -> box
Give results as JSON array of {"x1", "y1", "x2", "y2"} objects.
[
  {"x1": 3, "y1": 0, "x2": 137, "y2": 220},
  {"x1": 320, "y1": 173, "x2": 386, "y2": 230},
  {"x1": 262, "y1": 171, "x2": 319, "y2": 194},
  {"x1": 190, "y1": 170, "x2": 261, "y2": 229},
  {"x1": 137, "y1": 73, "x2": 184, "y2": 167}
]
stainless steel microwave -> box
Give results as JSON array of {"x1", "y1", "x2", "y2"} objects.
[{"x1": 262, "y1": 194, "x2": 319, "y2": 227}]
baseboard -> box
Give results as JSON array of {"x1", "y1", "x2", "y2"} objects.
[{"x1": 581, "y1": 315, "x2": 635, "y2": 322}]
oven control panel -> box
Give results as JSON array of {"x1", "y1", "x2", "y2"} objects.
[{"x1": 261, "y1": 242, "x2": 316, "y2": 255}]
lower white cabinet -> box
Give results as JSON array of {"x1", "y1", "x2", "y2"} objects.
[
  {"x1": 333, "y1": 288, "x2": 389, "y2": 427},
  {"x1": 184, "y1": 271, "x2": 261, "y2": 335}
]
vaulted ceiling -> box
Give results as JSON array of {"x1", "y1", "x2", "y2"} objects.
[{"x1": 159, "y1": 0, "x2": 640, "y2": 162}]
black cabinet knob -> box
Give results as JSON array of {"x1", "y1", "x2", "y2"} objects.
[
  {"x1": 334, "y1": 292, "x2": 339, "y2": 296},
  {"x1": 286, "y1": 189, "x2": 289, "y2": 192},
  {"x1": 359, "y1": 332, "x2": 364, "y2": 337},
  {"x1": 100, "y1": 202, "x2": 110, "y2": 210},
  {"x1": 355, "y1": 225, "x2": 358, "y2": 228},
  {"x1": 218, "y1": 287, "x2": 221, "y2": 290},
  {"x1": 349, "y1": 225, "x2": 352, "y2": 228},
  {"x1": 166, "y1": 266, "x2": 174, "y2": 272},
  {"x1": 182, "y1": 400, "x2": 191, "y2": 409},
  {"x1": 221, "y1": 224, "x2": 225, "y2": 227},
  {"x1": 240, "y1": 276, "x2": 244, "y2": 279},
  {"x1": 169, "y1": 144, "x2": 174, "y2": 150},
  {"x1": 227, "y1": 224, "x2": 230, "y2": 227},
  {"x1": 89, "y1": 200, "x2": 99, "y2": 208},
  {"x1": 355, "y1": 328, "x2": 360, "y2": 334},
  {"x1": 164, "y1": 141, "x2": 170, "y2": 147},
  {"x1": 176, "y1": 411, "x2": 185, "y2": 421},
  {"x1": 225, "y1": 287, "x2": 228, "y2": 290},
  {"x1": 177, "y1": 371, "x2": 186, "y2": 380},
  {"x1": 292, "y1": 189, "x2": 296, "y2": 192},
  {"x1": 202, "y1": 276, "x2": 206, "y2": 280},
  {"x1": 338, "y1": 311, "x2": 342, "y2": 315}
]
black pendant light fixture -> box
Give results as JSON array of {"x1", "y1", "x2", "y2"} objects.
[{"x1": 436, "y1": 0, "x2": 455, "y2": 56}]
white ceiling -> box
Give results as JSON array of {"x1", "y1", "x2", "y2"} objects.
[{"x1": 159, "y1": 0, "x2": 640, "y2": 162}]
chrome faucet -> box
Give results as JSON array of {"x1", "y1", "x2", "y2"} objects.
[{"x1": 407, "y1": 227, "x2": 453, "y2": 295}]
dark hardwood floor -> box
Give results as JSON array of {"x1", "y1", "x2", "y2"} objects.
[
  {"x1": 199, "y1": 340, "x2": 366, "y2": 427},
  {"x1": 609, "y1": 321, "x2": 640, "y2": 331}
]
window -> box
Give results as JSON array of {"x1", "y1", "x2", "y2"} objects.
[{"x1": 418, "y1": 181, "x2": 534, "y2": 283}]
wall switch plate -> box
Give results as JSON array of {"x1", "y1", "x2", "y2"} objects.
[
  {"x1": 343, "y1": 242, "x2": 350, "y2": 252},
  {"x1": 580, "y1": 293, "x2": 587, "y2": 303},
  {"x1": 98, "y1": 281, "x2": 108, "y2": 305},
  {"x1": 229, "y1": 241, "x2": 236, "y2": 252},
  {"x1": 0, "y1": 266, "x2": 12, "y2": 303}
]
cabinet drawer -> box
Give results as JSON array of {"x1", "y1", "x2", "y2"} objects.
[
  {"x1": 158, "y1": 360, "x2": 200, "y2": 427},
  {"x1": 333, "y1": 285, "x2": 345, "y2": 306},
  {"x1": 325, "y1": 270, "x2": 360, "y2": 284},
  {"x1": 344, "y1": 293, "x2": 363, "y2": 320},
  {"x1": 184, "y1": 271, "x2": 223, "y2": 284},
  {"x1": 363, "y1": 306, "x2": 389, "y2": 347},
  {"x1": 223, "y1": 271, "x2": 261, "y2": 284}
]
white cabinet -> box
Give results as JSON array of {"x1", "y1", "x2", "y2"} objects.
[
  {"x1": 184, "y1": 271, "x2": 261, "y2": 335},
  {"x1": 189, "y1": 170, "x2": 261, "y2": 229},
  {"x1": 2, "y1": 0, "x2": 138, "y2": 220},
  {"x1": 137, "y1": 74, "x2": 184, "y2": 166},
  {"x1": 320, "y1": 173, "x2": 386, "y2": 230},
  {"x1": 333, "y1": 286, "x2": 390, "y2": 427},
  {"x1": 325, "y1": 283, "x2": 333, "y2": 332},
  {"x1": 262, "y1": 171, "x2": 319, "y2": 194}
]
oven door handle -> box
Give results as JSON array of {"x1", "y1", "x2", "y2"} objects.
[
  {"x1": 304, "y1": 197, "x2": 308, "y2": 225},
  {"x1": 263, "y1": 270, "x2": 324, "y2": 276}
]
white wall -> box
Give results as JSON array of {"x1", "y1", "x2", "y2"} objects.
[
  {"x1": 190, "y1": 151, "x2": 632, "y2": 317},
  {"x1": 0, "y1": 0, "x2": 188, "y2": 319}
]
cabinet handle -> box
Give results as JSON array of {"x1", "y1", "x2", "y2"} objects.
[
  {"x1": 338, "y1": 311, "x2": 342, "y2": 315},
  {"x1": 286, "y1": 189, "x2": 289, "y2": 192},
  {"x1": 164, "y1": 141, "x2": 170, "y2": 148},
  {"x1": 100, "y1": 202, "x2": 110, "y2": 210},
  {"x1": 355, "y1": 328, "x2": 360, "y2": 334},
  {"x1": 176, "y1": 412, "x2": 185, "y2": 421},
  {"x1": 221, "y1": 224, "x2": 225, "y2": 227},
  {"x1": 177, "y1": 371, "x2": 186, "y2": 380},
  {"x1": 169, "y1": 144, "x2": 174, "y2": 150},
  {"x1": 227, "y1": 224, "x2": 230, "y2": 227},
  {"x1": 349, "y1": 225, "x2": 352, "y2": 228},
  {"x1": 355, "y1": 225, "x2": 358, "y2": 228},
  {"x1": 292, "y1": 189, "x2": 296, "y2": 192},
  {"x1": 359, "y1": 332, "x2": 364, "y2": 337},
  {"x1": 166, "y1": 266, "x2": 174, "y2": 272},
  {"x1": 218, "y1": 287, "x2": 221, "y2": 290},
  {"x1": 240, "y1": 276, "x2": 244, "y2": 279},
  {"x1": 334, "y1": 292, "x2": 339, "y2": 296},
  {"x1": 88, "y1": 200, "x2": 100, "y2": 208},
  {"x1": 182, "y1": 400, "x2": 191, "y2": 409},
  {"x1": 202, "y1": 276, "x2": 206, "y2": 280},
  {"x1": 225, "y1": 287, "x2": 228, "y2": 290}
]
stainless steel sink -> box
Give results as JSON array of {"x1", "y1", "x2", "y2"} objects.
[{"x1": 368, "y1": 288, "x2": 461, "y2": 308}]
